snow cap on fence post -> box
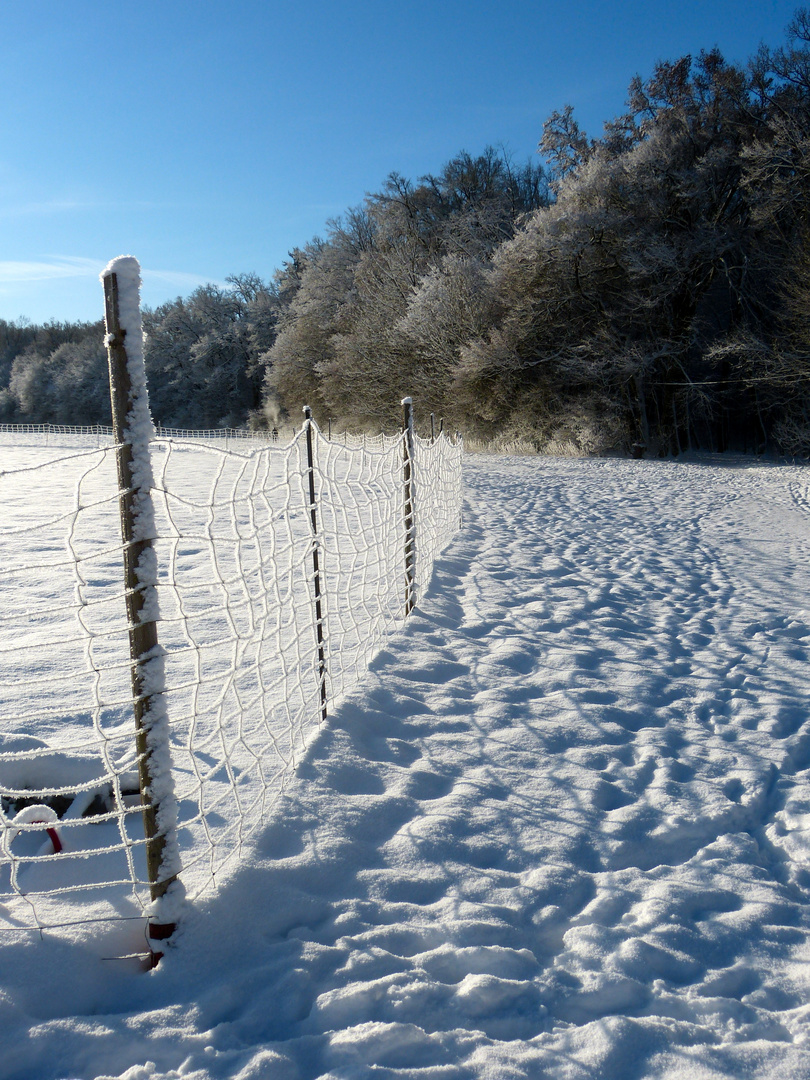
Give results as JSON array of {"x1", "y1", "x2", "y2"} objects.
[
  {"x1": 101, "y1": 256, "x2": 184, "y2": 964},
  {"x1": 101, "y1": 257, "x2": 155, "y2": 519}
]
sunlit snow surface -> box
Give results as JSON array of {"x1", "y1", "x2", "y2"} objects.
[{"x1": 3, "y1": 450, "x2": 810, "y2": 1079}]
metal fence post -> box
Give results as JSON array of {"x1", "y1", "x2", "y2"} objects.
[
  {"x1": 303, "y1": 406, "x2": 328, "y2": 721},
  {"x1": 402, "y1": 397, "x2": 416, "y2": 616}
]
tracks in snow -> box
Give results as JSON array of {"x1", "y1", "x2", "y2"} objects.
[{"x1": 75, "y1": 454, "x2": 810, "y2": 1080}]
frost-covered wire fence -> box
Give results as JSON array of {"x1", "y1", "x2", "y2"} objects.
[
  {"x1": 0, "y1": 259, "x2": 462, "y2": 958},
  {"x1": 0, "y1": 423, "x2": 117, "y2": 441},
  {"x1": 0, "y1": 423, "x2": 297, "y2": 448}
]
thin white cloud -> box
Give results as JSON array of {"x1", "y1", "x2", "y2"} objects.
[
  {"x1": 0, "y1": 201, "x2": 94, "y2": 220},
  {"x1": 0, "y1": 257, "x2": 102, "y2": 283},
  {"x1": 0, "y1": 257, "x2": 228, "y2": 294},
  {"x1": 0, "y1": 199, "x2": 169, "y2": 220}
]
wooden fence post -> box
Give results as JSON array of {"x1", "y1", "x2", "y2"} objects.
[
  {"x1": 102, "y1": 258, "x2": 181, "y2": 963},
  {"x1": 303, "y1": 406, "x2": 328, "y2": 721},
  {"x1": 402, "y1": 397, "x2": 416, "y2": 616}
]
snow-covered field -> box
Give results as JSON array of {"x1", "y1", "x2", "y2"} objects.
[{"x1": 3, "y1": 450, "x2": 810, "y2": 1079}]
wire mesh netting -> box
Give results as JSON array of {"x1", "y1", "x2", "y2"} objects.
[{"x1": 0, "y1": 424, "x2": 462, "y2": 938}]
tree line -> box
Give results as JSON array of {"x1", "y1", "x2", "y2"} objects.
[{"x1": 3, "y1": 10, "x2": 810, "y2": 455}]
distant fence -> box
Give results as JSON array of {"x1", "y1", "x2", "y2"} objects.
[
  {"x1": 0, "y1": 424, "x2": 406, "y2": 448},
  {"x1": 0, "y1": 423, "x2": 289, "y2": 448},
  {"x1": 0, "y1": 259, "x2": 462, "y2": 964}
]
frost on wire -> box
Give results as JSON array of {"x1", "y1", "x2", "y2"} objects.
[{"x1": 0, "y1": 274, "x2": 462, "y2": 942}]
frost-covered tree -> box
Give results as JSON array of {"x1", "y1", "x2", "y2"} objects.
[
  {"x1": 453, "y1": 47, "x2": 778, "y2": 452},
  {"x1": 265, "y1": 148, "x2": 547, "y2": 429},
  {"x1": 6, "y1": 331, "x2": 108, "y2": 423},
  {"x1": 144, "y1": 277, "x2": 276, "y2": 428}
]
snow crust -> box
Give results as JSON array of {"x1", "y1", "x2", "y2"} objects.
[{"x1": 4, "y1": 451, "x2": 810, "y2": 1078}]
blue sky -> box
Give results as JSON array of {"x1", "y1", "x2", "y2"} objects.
[{"x1": 0, "y1": 0, "x2": 801, "y2": 324}]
